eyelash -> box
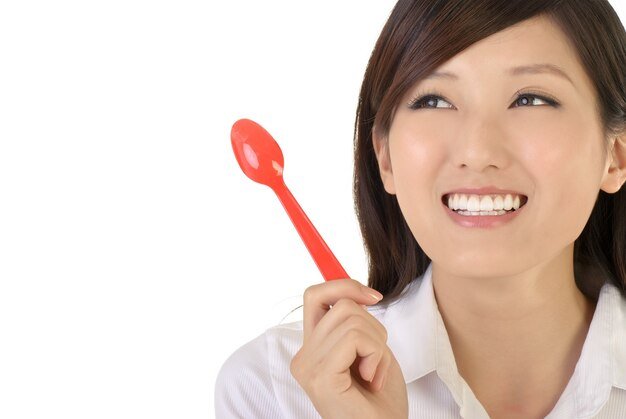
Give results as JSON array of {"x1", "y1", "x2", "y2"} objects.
[{"x1": 407, "y1": 90, "x2": 561, "y2": 110}]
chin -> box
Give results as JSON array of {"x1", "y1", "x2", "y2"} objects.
[{"x1": 434, "y1": 252, "x2": 528, "y2": 279}]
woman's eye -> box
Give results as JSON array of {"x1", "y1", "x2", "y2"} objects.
[
  {"x1": 408, "y1": 93, "x2": 559, "y2": 110},
  {"x1": 513, "y1": 94, "x2": 555, "y2": 107},
  {"x1": 409, "y1": 95, "x2": 452, "y2": 110}
]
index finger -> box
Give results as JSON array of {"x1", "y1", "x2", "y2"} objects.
[{"x1": 302, "y1": 278, "x2": 383, "y2": 345}]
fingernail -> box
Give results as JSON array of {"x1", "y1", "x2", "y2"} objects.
[{"x1": 362, "y1": 286, "x2": 383, "y2": 302}]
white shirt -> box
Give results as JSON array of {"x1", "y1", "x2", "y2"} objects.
[{"x1": 215, "y1": 262, "x2": 626, "y2": 418}]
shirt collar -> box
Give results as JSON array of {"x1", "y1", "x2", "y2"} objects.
[
  {"x1": 612, "y1": 282, "x2": 626, "y2": 390},
  {"x1": 568, "y1": 277, "x2": 626, "y2": 414},
  {"x1": 379, "y1": 261, "x2": 626, "y2": 416},
  {"x1": 381, "y1": 262, "x2": 438, "y2": 383}
]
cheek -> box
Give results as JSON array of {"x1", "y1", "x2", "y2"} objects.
[
  {"x1": 388, "y1": 128, "x2": 445, "y2": 200},
  {"x1": 511, "y1": 122, "x2": 604, "y2": 254},
  {"x1": 387, "y1": 128, "x2": 447, "y2": 248},
  {"x1": 388, "y1": 114, "x2": 449, "y2": 187}
]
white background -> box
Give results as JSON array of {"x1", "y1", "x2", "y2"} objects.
[{"x1": 0, "y1": 1, "x2": 624, "y2": 418}]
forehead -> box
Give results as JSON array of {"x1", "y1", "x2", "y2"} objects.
[{"x1": 422, "y1": 15, "x2": 587, "y2": 86}]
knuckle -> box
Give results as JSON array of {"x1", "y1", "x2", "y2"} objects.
[
  {"x1": 344, "y1": 314, "x2": 365, "y2": 330},
  {"x1": 312, "y1": 361, "x2": 351, "y2": 395},
  {"x1": 290, "y1": 351, "x2": 312, "y2": 386},
  {"x1": 379, "y1": 324, "x2": 388, "y2": 342},
  {"x1": 308, "y1": 367, "x2": 325, "y2": 394},
  {"x1": 327, "y1": 372, "x2": 351, "y2": 394},
  {"x1": 333, "y1": 297, "x2": 357, "y2": 311},
  {"x1": 382, "y1": 349, "x2": 393, "y2": 371},
  {"x1": 364, "y1": 311, "x2": 388, "y2": 341},
  {"x1": 349, "y1": 277, "x2": 364, "y2": 288},
  {"x1": 302, "y1": 285, "x2": 319, "y2": 306},
  {"x1": 345, "y1": 328, "x2": 361, "y2": 341},
  {"x1": 343, "y1": 314, "x2": 387, "y2": 342}
]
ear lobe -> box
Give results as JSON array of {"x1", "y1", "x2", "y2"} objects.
[
  {"x1": 600, "y1": 134, "x2": 626, "y2": 194},
  {"x1": 372, "y1": 127, "x2": 396, "y2": 195}
]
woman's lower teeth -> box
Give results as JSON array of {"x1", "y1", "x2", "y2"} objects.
[{"x1": 455, "y1": 209, "x2": 514, "y2": 216}]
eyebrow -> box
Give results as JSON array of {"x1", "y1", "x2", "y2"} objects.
[{"x1": 423, "y1": 63, "x2": 575, "y2": 87}]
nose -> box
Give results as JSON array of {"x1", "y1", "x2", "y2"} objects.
[{"x1": 452, "y1": 114, "x2": 509, "y2": 171}]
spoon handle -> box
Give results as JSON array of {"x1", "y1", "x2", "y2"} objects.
[{"x1": 272, "y1": 180, "x2": 349, "y2": 281}]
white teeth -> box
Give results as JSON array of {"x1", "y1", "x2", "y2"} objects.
[
  {"x1": 457, "y1": 210, "x2": 509, "y2": 216},
  {"x1": 446, "y1": 194, "x2": 524, "y2": 212}
]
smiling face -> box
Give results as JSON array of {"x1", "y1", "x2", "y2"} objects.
[{"x1": 373, "y1": 15, "x2": 618, "y2": 278}]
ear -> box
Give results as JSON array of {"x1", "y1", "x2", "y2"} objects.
[
  {"x1": 372, "y1": 125, "x2": 396, "y2": 195},
  {"x1": 600, "y1": 133, "x2": 626, "y2": 194}
]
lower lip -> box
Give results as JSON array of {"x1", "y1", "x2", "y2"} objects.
[{"x1": 442, "y1": 199, "x2": 527, "y2": 228}]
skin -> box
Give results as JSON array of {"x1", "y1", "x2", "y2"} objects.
[
  {"x1": 291, "y1": 280, "x2": 408, "y2": 419},
  {"x1": 373, "y1": 15, "x2": 626, "y2": 418}
]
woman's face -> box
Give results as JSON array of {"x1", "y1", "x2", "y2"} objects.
[{"x1": 373, "y1": 15, "x2": 619, "y2": 278}]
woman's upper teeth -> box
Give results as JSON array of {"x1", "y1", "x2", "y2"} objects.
[{"x1": 445, "y1": 193, "x2": 526, "y2": 211}]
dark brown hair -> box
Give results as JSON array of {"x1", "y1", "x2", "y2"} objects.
[{"x1": 354, "y1": 0, "x2": 626, "y2": 305}]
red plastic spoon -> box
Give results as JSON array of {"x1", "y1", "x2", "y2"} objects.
[{"x1": 230, "y1": 118, "x2": 349, "y2": 281}]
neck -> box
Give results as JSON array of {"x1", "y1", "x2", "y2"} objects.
[{"x1": 431, "y1": 245, "x2": 596, "y2": 416}]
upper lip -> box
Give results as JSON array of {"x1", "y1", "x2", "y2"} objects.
[{"x1": 442, "y1": 186, "x2": 528, "y2": 197}]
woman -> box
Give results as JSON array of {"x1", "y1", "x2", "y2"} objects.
[{"x1": 215, "y1": 0, "x2": 626, "y2": 417}]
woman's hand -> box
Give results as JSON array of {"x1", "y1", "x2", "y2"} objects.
[{"x1": 290, "y1": 278, "x2": 408, "y2": 419}]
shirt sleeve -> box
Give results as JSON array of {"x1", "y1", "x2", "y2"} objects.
[{"x1": 214, "y1": 331, "x2": 284, "y2": 418}]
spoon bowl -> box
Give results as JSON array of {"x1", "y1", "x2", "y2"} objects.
[
  {"x1": 230, "y1": 118, "x2": 349, "y2": 281},
  {"x1": 231, "y1": 118, "x2": 284, "y2": 188}
]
